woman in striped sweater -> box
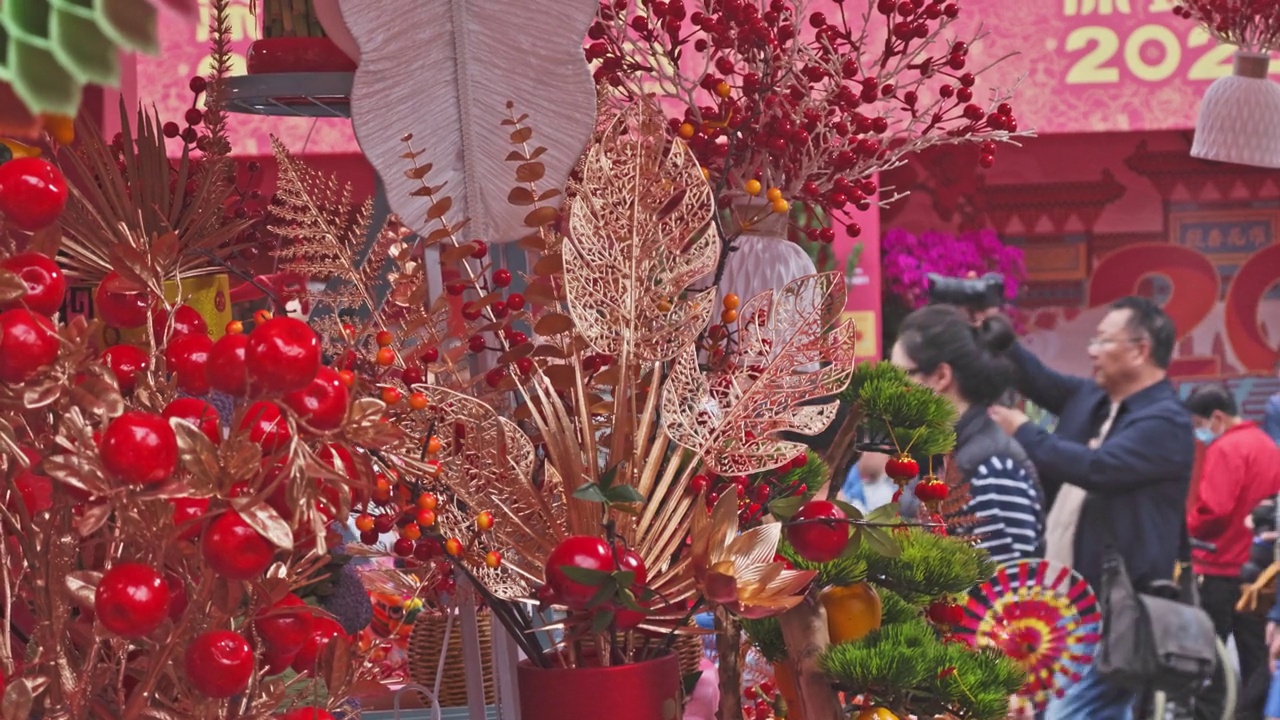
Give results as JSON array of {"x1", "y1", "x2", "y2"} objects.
[{"x1": 891, "y1": 305, "x2": 1046, "y2": 565}]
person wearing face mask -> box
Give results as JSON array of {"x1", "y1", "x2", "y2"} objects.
[
  {"x1": 1184, "y1": 384, "x2": 1280, "y2": 720},
  {"x1": 890, "y1": 305, "x2": 1045, "y2": 564}
]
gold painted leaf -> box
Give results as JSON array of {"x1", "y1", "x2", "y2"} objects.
[
  {"x1": 534, "y1": 313, "x2": 574, "y2": 336},
  {"x1": 563, "y1": 102, "x2": 718, "y2": 362},
  {"x1": 231, "y1": 501, "x2": 294, "y2": 552},
  {"x1": 524, "y1": 206, "x2": 560, "y2": 227},
  {"x1": 171, "y1": 418, "x2": 220, "y2": 493},
  {"x1": 508, "y1": 187, "x2": 537, "y2": 206},
  {"x1": 65, "y1": 571, "x2": 101, "y2": 608},
  {"x1": 77, "y1": 503, "x2": 112, "y2": 536},
  {"x1": 515, "y1": 162, "x2": 545, "y2": 183},
  {"x1": 2, "y1": 677, "x2": 33, "y2": 720},
  {"x1": 0, "y1": 270, "x2": 25, "y2": 304},
  {"x1": 426, "y1": 196, "x2": 454, "y2": 221}
]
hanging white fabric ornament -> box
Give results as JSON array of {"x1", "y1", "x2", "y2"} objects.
[{"x1": 1191, "y1": 52, "x2": 1280, "y2": 169}]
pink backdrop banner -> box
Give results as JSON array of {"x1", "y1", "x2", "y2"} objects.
[{"x1": 135, "y1": 0, "x2": 1280, "y2": 153}]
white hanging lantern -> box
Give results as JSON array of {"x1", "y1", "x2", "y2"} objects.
[{"x1": 1190, "y1": 52, "x2": 1280, "y2": 169}]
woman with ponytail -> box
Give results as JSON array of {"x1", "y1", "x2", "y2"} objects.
[{"x1": 891, "y1": 304, "x2": 1045, "y2": 564}]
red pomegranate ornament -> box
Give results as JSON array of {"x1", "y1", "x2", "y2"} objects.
[
  {"x1": 95, "y1": 563, "x2": 171, "y2": 638},
  {"x1": 206, "y1": 332, "x2": 250, "y2": 396},
  {"x1": 0, "y1": 157, "x2": 68, "y2": 231},
  {"x1": 282, "y1": 366, "x2": 349, "y2": 431},
  {"x1": 93, "y1": 271, "x2": 150, "y2": 329},
  {"x1": 785, "y1": 500, "x2": 850, "y2": 563},
  {"x1": 246, "y1": 317, "x2": 321, "y2": 394},
  {"x1": 0, "y1": 308, "x2": 59, "y2": 384},
  {"x1": 183, "y1": 630, "x2": 254, "y2": 698},
  {"x1": 0, "y1": 252, "x2": 65, "y2": 315},
  {"x1": 101, "y1": 344, "x2": 150, "y2": 395},
  {"x1": 164, "y1": 332, "x2": 214, "y2": 396},
  {"x1": 884, "y1": 454, "x2": 919, "y2": 484},
  {"x1": 162, "y1": 397, "x2": 221, "y2": 444},
  {"x1": 543, "y1": 535, "x2": 615, "y2": 609},
  {"x1": 201, "y1": 510, "x2": 276, "y2": 580},
  {"x1": 100, "y1": 411, "x2": 179, "y2": 486}
]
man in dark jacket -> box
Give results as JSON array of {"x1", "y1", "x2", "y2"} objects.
[{"x1": 989, "y1": 296, "x2": 1194, "y2": 720}]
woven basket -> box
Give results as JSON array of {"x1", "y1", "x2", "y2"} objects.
[
  {"x1": 407, "y1": 610, "x2": 496, "y2": 707},
  {"x1": 673, "y1": 633, "x2": 703, "y2": 677}
]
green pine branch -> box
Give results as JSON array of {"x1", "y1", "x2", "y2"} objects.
[
  {"x1": 859, "y1": 528, "x2": 994, "y2": 605},
  {"x1": 840, "y1": 362, "x2": 956, "y2": 458}
]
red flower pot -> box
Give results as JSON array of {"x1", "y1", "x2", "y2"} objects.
[
  {"x1": 518, "y1": 651, "x2": 682, "y2": 720},
  {"x1": 246, "y1": 37, "x2": 358, "y2": 75}
]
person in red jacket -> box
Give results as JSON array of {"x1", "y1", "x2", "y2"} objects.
[{"x1": 1185, "y1": 384, "x2": 1280, "y2": 720}]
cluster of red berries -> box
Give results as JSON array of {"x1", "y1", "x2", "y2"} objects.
[
  {"x1": 590, "y1": 0, "x2": 1017, "y2": 245},
  {"x1": 0, "y1": 251, "x2": 66, "y2": 384},
  {"x1": 1172, "y1": 0, "x2": 1280, "y2": 44},
  {"x1": 743, "y1": 680, "x2": 783, "y2": 720},
  {"x1": 159, "y1": 76, "x2": 212, "y2": 147},
  {"x1": 539, "y1": 534, "x2": 651, "y2": 629},
  {"x1": 689, "y1": 451, "x2": 810, "y2": 525}
]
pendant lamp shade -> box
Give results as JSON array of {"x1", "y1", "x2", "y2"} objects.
[{"x1": 1191, "y1": 52, "x2": 1280, "y2": 169}]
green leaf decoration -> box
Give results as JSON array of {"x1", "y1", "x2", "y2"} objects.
[
  {"x1": 769, "y1": 496, "x2": 805, "y2": 520},
  {"x1": 862, "y1": 526, "x2": 901, "y2": 558},
  {"x1": 557, "y1": 565, "x2": 613, "y2": 587},
  {"x1": 865, "y1": 503, "x2": 901, "y2": 525},
  {"x1": 590, "y1": 608, "x2": 615, "y2": 634},
  {"x1": 606, "y1": 484, "x2": 645, "y2": 504},
  {"x1": 613, "y1": 570, "x2": 636, "y2": 590},
  {"x1": 615, "y1": 586, "x2": 645, "y2": 612},
  {"x1": 572, "y1": 482, "x2": 609, "y2": 504}
]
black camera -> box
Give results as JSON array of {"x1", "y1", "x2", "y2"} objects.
[{"x1": 927, "y1": 272, "x2": 1006, "y2": 310}]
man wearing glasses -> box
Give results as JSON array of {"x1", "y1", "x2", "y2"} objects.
[{"x1": 988, "y1": 296, "x2": 1194, "y2": 720}]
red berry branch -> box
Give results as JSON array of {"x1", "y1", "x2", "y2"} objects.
[{"x1": 1173, "y1": 0, "x2": 1280, "y2": 52}]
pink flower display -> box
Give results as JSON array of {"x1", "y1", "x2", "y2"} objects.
[{"x1": 880, "y1": 227, "x2": 1024, "y2": 309}]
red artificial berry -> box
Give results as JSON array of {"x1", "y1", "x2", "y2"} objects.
[
  {"x1": 162, "y1": 398, "x2": 221, "y2": 444},
  {"x1": 0, "y1": 252, "x2": 65, "y2": 315},
  {"x1": 393, "y1": 537, "x2": 414, "y2": 557},
  {"x1": 690, "y1": 474, "x2": 709, "y2": 494},
  {"x1": 468, "y1": 335, "x2": 487, "y2": 353},
  {"x1": 96, "y1": 563, "x2": 171, "y2": 638},
  {"x1": 544, "y1": 535, "x2": 615, "y2": 609},
  {"x1": 166, "y1": 572, "x2": 189, "y2": 620},
  {"x1": 282, "y1": 366, "x2": 349, "y2": 432},
  {"x1": 484, "y1": 366, "x2": 506, "y2": 388},
  {"x1": 245, "y1": 317, "x2": 321, "y2": 394},
  {"x1": 0, "y1": 308, "x2": 58, "y2": 383},
  {"x1": 101, "y1": 411, "x2": 178, "y2": 486},
  {"x1": 506, "y1": 293, "x2": 526, "y2": 311},
  {"x1": 170, "y1": 496, "x2": 210, "y2": 542},
  {"x1": 0, "y1": 157, "x2": 68, "y2": 231},
  {"x1": 785, "y1": 500, "x2": 849, "y2": 563},
  {"x1": 274, "y1": 709, "x2": 337, "y2": 720},
  {"x1": 240, "y1": 401, "x2": 291, "y2": 452},
  {"x1": 884, "y1": 454, "x2": 919, "y2": 483},
  {"x1": 101, "y1": 344, "x2": 149, "y2": 395},
  {"x1": 493, "y1": 269, "x2": 513, "y2": 288},
  {"x1": 164, "y1": 332, "x2": 214, "y2": 395},
  {"x1": 201, "y1": 510, "x2": 275, "y2": 580},
  {"x1": 180, "y1": 127, "x2": 198, "y2": 144},
  {"x1": 422, "y1": 346, "x2": 440, "y2": 363},
  {"x1": 162, "y1": 121, "x2": 181, "y2": 138},
  {"x1": 978, "y1": 154, "x2": 995, "y2": 169},
  {"x1": 206, "y1": 332, "x2": 250, "y2": 396},
  {"x1": 94, "y1": 272, "x2": 150, "y2": 329},
  {"x1": 614, "y1": 546, "x2": 649, "y2": 629},
  {"x1": 401, "y1": 366, "x2": 425, "y2": 386},
  {"x1": 928, "y1": 600, "x2": 959, "y2": 625},
  {"x1": 515, "y1": 356, "x2": 535, "y2": 376},
  {"x1": 9, "y1": 446, "x2": 52, "y2": 514},
  {"x1": 470, "y1": 239, "x2": 488, "y2": 259},
  {"x1": 291, "y1": 616, "x2": 345, "y2": 675},
  {"x1": 254, "y1": 593, "x2": 314, "y2": 657},
  {"x1": 153, "y1": 303, "x2": 208, "y2": 340},
  {"x1": 184, "y1": 630, "x2": 254, "y2": 698}
]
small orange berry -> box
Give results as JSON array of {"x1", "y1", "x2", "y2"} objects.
[
  {"x1": 714, "y1": 81, "x2": 732, "y2": 98},
  {"x1": 381, "y1": 386, "x2": 402, "y2": 405},
  {"x1": 722, "y1": 293, "x2": 741, "y2": 311},
  {"x1": 254, "y1": 309, "x2": 273, "y2": 324},
  {"x1": 444, "y1": 538, "x2": 464, "y2": 557},
  {"x1": 656, "y1": 298, "x2": 672, "y2": 313},
  {"x1": 426, "y1": 435, "x2": 443, "y2": 455},
  {"x1": 402, "y1": 523, "x2": 422, "y2": 541},
  {"x1": 743, "y1": 179, "x2": 762, "y2": 196},
  {"x1": 408, "y1": 392, "x2": 429, "y2": 411},
  {"x1": 476, "y1": 511, "x2": 495, "y2": 532},
  {"x1": 485, "y1": 551, "x2": 502, "y2": 569},
  {"x1": 700, "y1": 167, "x2": 710, "y2": 180},
  {"x1": 376, "y1": 347, "x2": 396, "y2": 366},
  {"x1": 43, "y1": 115, "x2": 75, "y2": 145},
  {"x1": 771, "y1": 198, "x2": 790, "y2": 214},
  {"x1": 424, "y1": 460, "x2": 443, "y2": 479},
  {"x1": 338, "y1": 370, "x2": 356, "y2": 388},
  {"x1": 417, "y1": 493, "x2": 438, "y2": 511},
  {"x1": 678, "y1": 122, "x2": 696, "y2": 140},
  {"x1": 354, "y1": 514, "x2": 375, "y2": 533},
  {"x1": 721, "y1": 309, "x2": 739, "y2": 324},
  {"x1": 416, "y1": 508, "x2": 437, "y2": 527},
  {"x1": 372, "y1": 477, "x2": 393, "y2": 505},
  {"x1": 376, "y1": 330, "x2": 394, "y2": 347},
  {"x1": 225, "y1": 320, "x2": 244, "y2": 335},
  {"x1": 765, "y1": 187, "x2": 783, "y2": 202}
]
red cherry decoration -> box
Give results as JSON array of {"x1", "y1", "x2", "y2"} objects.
[
  {"x1": 246, "y1": 317, "x2": 321, "y2": 394},
  {"x1": 206, "y1": 332, "x2": 249, "y2": 396},
  {"x1": 100, "y1": 411, "x2": 178, "y2": 486},
  {"x1": 884, "y1": 454, "x2": 919, "y2": 483},
  {"x1": 0, "y1": 308, "x2": 58, "y2": 383},
  {"x1": 101, "y1": 344, "x2": 149, "y2": 395},
  {"x1": 162, "y1": 397, "x2": 221, "y2": 444},
  {"x1": 166, "y1": 573, "x2": 189, "y2": 621},
  {"x1": 241, "y1": 401, "x2": 292, "y2": 452},
  {"x1": 291, "y1": 615, "x2": 345, "y2": 675},
  {"x1": 164, "y1": 332, "x2": 214, "y2": 395},
  {"x1": 544, "y1": 535, "x2": 615, "y2": 609},
  {"x1": 9, "y1": 446, "x2": 52, "y2": 514},
  {"x1": 94, "y1": 272, "x2": 150, "y2": 329},
  {"x1": 183, "y1": 630, "x2": 254, "y2": 698},
  {"x1": 95, "y1": 563, "x2": 171, "y2": 638},
  {"x1": 0, "y1": 157, "x2": 68, "y2": 231},
  {"x1": 170, "y1": 496, "x2": 210, "y2": 542},
  {"x1": 614, "y1": 546, "x2": 649, "y2": 629},
  {"x1": 0, "y1": 252, "x2": 65, "y2": 315},
  {"x1": 152, "y1": 303, "x2": 208, "y2": 340},
  {"x1": 201, "y1": 510, "x2": 275, "y2": 580},
  {"x1": 282, "y1": 366, "x2": 349, "y2": 431},
  {"x1": 785, "y1": 500, "x2": 849, "y2": 563},
  {"x1": 254, "y1": 593, "x2": 314, "y2": 657}
]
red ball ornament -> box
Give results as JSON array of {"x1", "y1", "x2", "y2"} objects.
[
  {"x1": 275, "y1": 709, "x2": 337, "y2": 720},
  {"x1": 162, "y1": 397, "x2": 221, "y2": 444},
  {"x1": 9, "y1": 446, "x2": 52, "y2": 514},
  {"x1": 0, "y1": 252, "x2": 65, "y2": 315},
  {"x1": 785, "y1": 500, "x2": 849, "y2": 563},
  {"x1": 101, "y1": 344, "x2": 149, "y2": 395},
  {"x1": 254, "y1": 593, "x2": 314, "y2": 657},
  {"x1": 282, "y1": 366, "x2": 349, "y2": 431},
  {"x1": 0, "y1": 308, "x2": 58, "y2": 383},
  {"x1": 183, "y1": 630, "x2": 254, "y2": 698},
  {"x1": 201, "y1": 510, "x2": 276, "y2": 580},
  {"x1": 164, "y1": 332, "x2": 214, "y2": 395},
  {"x1": 100, "y1": 411, "x2": 179, "y2": 486},
  {"x1": 0, "y1": 157, "x2": 68, "y2": 231},
  {"x1": 246, "y1": 317, "x2": 321, "y2": 394},
  {"x1": 613, "y1": 546, "x2": 649, "y2": 629},
  {"x1": 544, "y1": 535, "x2": 615, "y2": 609},
  {"x1": 152, "y1": 303, "x2": 208, "y2": 340},
  {"x1": 206, "y1": 332, "x2": 250, "y2": 396},
  {"x1": 291, "y1": 616, "x2": 345, "y2": 675},
  {"x1": 94, "y1": 272, "x2": 150, "y2": 329},
  {"x1": 884, "y1": 454, "x2": 919, "y2": 483},
  {"x1": 240, "y1": 401, "x2": 292, "y2": 452},
  {"x1": 170, "y1": 496, "x2": 210, "y2": 542},
  {"x1": 95, "y1": 563, "x2": 171, "y2": 638}
]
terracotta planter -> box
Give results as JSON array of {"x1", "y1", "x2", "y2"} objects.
[
  {"x1": 246, "y1": 37, "x2": 358, "y2": 75},
  {"x1": 518, "y1": 651, "x2": 682, "y2": 720}
]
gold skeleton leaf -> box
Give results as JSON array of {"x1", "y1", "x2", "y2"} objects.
[
  {"x1": 661, "y1": 272, "x2": 858, "y2": 476},
  {"x1": 563, "y1": 103, "x2": 718, "y2": 363}
]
